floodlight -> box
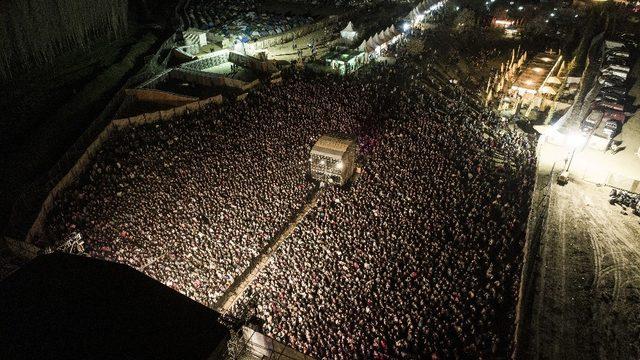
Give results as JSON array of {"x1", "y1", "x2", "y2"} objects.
[{"x1": 567, "y1": 133, "x2": 587, "y2": 149}]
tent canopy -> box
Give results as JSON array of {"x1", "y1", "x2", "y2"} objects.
[{"x1": 342, "y1": 21, "x2": 355, "y2": 32}]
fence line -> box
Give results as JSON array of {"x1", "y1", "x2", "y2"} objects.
[{"x1": 512, "y1": 145, "x2": 556, "y2": 359}]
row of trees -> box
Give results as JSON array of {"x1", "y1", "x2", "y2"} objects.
[{"x1": 0, "y1": 0, "x2": 128, "y2": 81}]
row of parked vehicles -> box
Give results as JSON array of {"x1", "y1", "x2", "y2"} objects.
[{"x1": 581, "y1": 35, "x2": 637, "y2": 138}]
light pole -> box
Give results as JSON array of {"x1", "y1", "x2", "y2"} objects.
[{"x1": 564, "y1": 133, "x2": 587, "y2": 173}]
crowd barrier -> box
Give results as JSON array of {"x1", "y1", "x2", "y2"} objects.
[
  {"x1": 228, "y1": 52, "x2": 278, "y2": 74},
  {"x1": 138, "y1": 69, "x2": 172, "y2": 89},
  {"x1": 128, "y1": 88, "x2": 198, "y2": 103},
  {"x1": 512, "y1": 154, "x2": 555, "y2": 359},
  {"x1": 170, "y1": 68, "x2": 261, "y2": 91}
]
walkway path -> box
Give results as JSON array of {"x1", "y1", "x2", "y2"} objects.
[{"x1": 216, "y1": 187, "x2": 323, "y2": 313}]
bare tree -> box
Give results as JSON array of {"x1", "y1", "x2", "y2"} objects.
[{"x1": 0, "y1": 0, "x2": 129, "y2": 82}]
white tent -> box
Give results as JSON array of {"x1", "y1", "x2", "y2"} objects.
[
  {"x1": 358, "y1": 40, "x2": 367, "y2": 52},
  {"x1": 340, "y1": 21, "x2": 358, "y2": 42},
  {"x1": 372, "y1": 33, "x2": 382, "y2": 46},
  {"x1": 383, "y1": 27, "x2": 394, "y2": 40},
  {"x1": 366, "y1": 37, "x2": 377, "y2": 51}
]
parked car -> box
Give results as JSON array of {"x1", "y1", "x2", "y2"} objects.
[
  {"x1": 595, "y1": 91, "x2": 625, "y2": 103},
  {"x1": 600, "y1": 85, "x2": 627, "y2": 96},
  {"x1": 603, "y1": 120, "x2": 621, "y2": 138},
  {"x1": 601, "y1": 69, "x2": 628, "y2": 80},
  {"x1": 602, "y1": 64, "x2": 631, "y2": 73},
  {"x1": 604, "y1": 57, "x2": 630, "y2": 67},
  {"x1": 599, "y1": 75, "x2": 626, "y2": 87},
  {"x1": 591, "y1": 100, "x2": 624, "y2": 112},
  {"x1": 581, "y1": 110, "x2": 603, "y2": 133},
  {"x1": 607, "y1": 49, "x2": 630, "y2": 58},
  {"x1": 605, "y1": 57, "x2": 630, "y2": 68},
  {"x1": 602, "y1": 109, "x2": 626, "y2": 123}
]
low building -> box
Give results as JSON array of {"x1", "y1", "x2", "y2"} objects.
[
  {"x1": 309, "y1": 135, "x2": 357, "y2": 186},
  {"x1": 324, "y1": 50, "x2": 367, "y2": 75}
]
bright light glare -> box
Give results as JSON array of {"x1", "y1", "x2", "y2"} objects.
[
  {"x1": 550, "y1": 12, "x2": 555, "y2": 17},
  {"x1": 567, "y1": 133, "x2": 587, "y2": 149},
  {"x1": 518, "y1": 6, "x2": 524, "y2": 10}
]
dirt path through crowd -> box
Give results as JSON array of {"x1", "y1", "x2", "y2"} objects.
[{"x1": 215, "y1": 187, "x2": 323, "y2": 313}]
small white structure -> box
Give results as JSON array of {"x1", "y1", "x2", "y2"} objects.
[
  {"x1": 310, "y1": 135, "x2": 357, "y2": 186},
  {"x1": 340, "y1": 21, "x2": 358, "y2": 43}
]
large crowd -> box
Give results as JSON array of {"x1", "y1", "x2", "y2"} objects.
[
  {"x1": 233, "y1": 69, "x2": 536, "y2": 359},
  {"x1": 43, "y1": 67, "x2": 389, "y2": 307},
  {"x1": 43, "y1": 28, "x2": 536, "y2": 359}
]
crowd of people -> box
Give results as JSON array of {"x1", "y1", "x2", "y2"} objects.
[
  {"x1": 43, "y1": 67, "x2": 389, "y2": 307},
  {"x1": 44, "y1": 28, "x2": 536, "y2": 359},
  {"x1": 234, "y1": 69, "x2": 536, "y2": 358}
]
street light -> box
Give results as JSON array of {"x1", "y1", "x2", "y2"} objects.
[{"x1": 565, "y1": 133, "x2": 587, "y2": 172}]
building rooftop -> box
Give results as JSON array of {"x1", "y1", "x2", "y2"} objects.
[
  {"x1": 0, "y1": 253, "x2": 229, "y2": 360},
  {"x1": 512, "y1": 52, "x2": 561, "y2": 93}
]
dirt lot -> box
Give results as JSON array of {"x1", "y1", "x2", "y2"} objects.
[{"x1": 525, "y1": 178, "x2": 640, "y2": 359}]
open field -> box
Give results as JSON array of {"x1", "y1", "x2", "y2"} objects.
[{"x1": 526, "y1": 178, "x2": 640, "y2": 359}]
